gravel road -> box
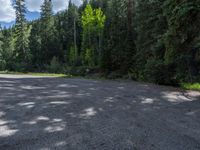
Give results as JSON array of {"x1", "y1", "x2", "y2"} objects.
[{"x1": 0, "y1": 74, "x2": 200, "y2": 150}]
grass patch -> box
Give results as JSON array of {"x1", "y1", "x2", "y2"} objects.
[
  {"x1": 181, "y1": 83, "x2": 200, "y2": 91},
  {"x1": 0, "y1": 71, "x2": 70, "y2": 78}
]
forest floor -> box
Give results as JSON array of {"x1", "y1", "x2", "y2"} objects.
[{"x1": 0, "y1": 74, "x2": 200, "y2": 150}]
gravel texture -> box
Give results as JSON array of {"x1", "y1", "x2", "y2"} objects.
[{"x1": 0, "y1": 74, "x2": 200, "y2": 150}]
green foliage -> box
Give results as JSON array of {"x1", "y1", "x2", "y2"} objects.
[
  {"x1": 82, "y1": 4, "x2": 95, "y2": 32},
  {"x1": 181, "y1": 83, "x2": 200, "y2": 91},
  {"x1": 69, "y1": 46, "x2": 78, "y2": 65},
  {"x1": 0, "y1": 29, "x2": 5, "y2": 70},
  {"x1": 0, "y1": 28, "x2": 15, "y2": 71},
  {"x1": 163, "y1": 0, "x2": 200, "y2": 81},
  {"x1": 40, "y1": 0, "x2": 54, "y2": 62},
  {"x1": 95, "y1": 8, "x2": 106, "y2": 32},
  {"x1": 0, "y1": 29, "x2": 3, "y2": 49},
  {"x1": 102, "y1": 0, "x2": 136, "y2": 74},
  {"x1": 14, "y1": 0, "x2": 31, "y2": 64},
  {"x1": 13, "y1": 62, "x2": 29, "y2": 72},
  {"x1": 85, "y1": 48, "x2": 95, "y2": 66},
  {"x1": 46, "y1": 57, "x2": 62, "y2": 73},
  {"x1": 143, "y1": 59, "x2": 176, "y2": 85},
  {"x1": 135, "y1": 0, "x2": 167, "y2": 76},
  {"x1": 82, "y1": 5, "x2": 105, "y2": 33},
  {"x1": 81, "y1": 4, "x2": 106, "y2": 66},
  {"x1": 29, "y1": 21, "x2": 42, "y2": 67},
  {"x1": 64, "y1": 66, "x2": 100, "y2": 77},
  {"x1": 64, "y1": 1, "x2": 80, "y2": 64},
  {"x1": 40, "y1": 0, "x2": 62, "y2": 65}
]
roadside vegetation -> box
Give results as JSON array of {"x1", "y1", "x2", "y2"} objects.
[
  {"x1": 181, "y1": 83, "x2": 200, "y2": 91},
  {"x1": 0, "y1": 0, "x2": 200, "y2": 89}
]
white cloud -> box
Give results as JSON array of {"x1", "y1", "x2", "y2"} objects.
[
  {"x1": 26, "y1": 0, "x2": 43, "y2": 12},
  {"x1": 52, "y1": 0, "x2": 68, "y2": 12},
  {"x1": 0, "y1": 0, "x2": 15, "y2": 22},
  {"x1": 26, "y1": 0, "x2": 82, "y2": 13},
  {"x1": 0, "y1": 0, "x2": 82, "y2": 23}
]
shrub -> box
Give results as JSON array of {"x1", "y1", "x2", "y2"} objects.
[
  {"x1": 64, "y1": 66, "x2": 100, "y2": 76},
  {"x1": 0, "y1": 59, "x2": 6, "y2": 71},
  {"x1": 106, "y1": 71, "x2": 123, "y2": 79},
  {"x1": 13, "y1": 62, "x2": 29, "y2": 72},
  {"x1": 143, "y1": 59, "x2": 177, "y2": 85},
  {"x1": 46, "y1": 57, "x2": 62, "y2": 73},
  {"x1": 85, "y1": 48, "x2": 95, "y2": 66},
  {"x1": 69, "y1": 46, "x2": 78, "y2": 66}
]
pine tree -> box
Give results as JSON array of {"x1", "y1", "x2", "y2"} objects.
[
  {"x1": 14, "y1": 0, "x2": 30, "y2": 63},
  {"x1": 102, "y1": 0, "x2": 131, "y2": 73},
  {"x1": 135, "y1": 0, "x2": 167, "y2": 81},
  {"x1": 0, "y1": 27, "x2": 15, "y2": 70},
  {"x1": 163, "y1": 0, "x2": 200, "y2": 81},
  {"x1": 73, "y1": 6, "x2": 78, "y2": 64},
  {"x1": 29, "y1": 20, "x2": 42, "y2": 68},
  {"x1": 0, "y1": 26, "x2": 3, "y2": 51},
  {"x1": 65, "y1": 0, "x2": 79, "y2": 64},
  {"x1": 124, "y1": 0, "x2": 136, "y2": 73},
  {"x1": 41, "y1": 0, "x2": 53, "y2": 22},
  {"x1": 54, "y1": 12, "x2": 66, "y2": 63},
  {"x1": 40, "y1": 0, "x2": 59, "y2": 65},
  {"x1": 40, "y1": 0, "x2": 53, "y2": 64},
  {"x1": 0, "y1": 26, "x2": 4, "y2": 70}
]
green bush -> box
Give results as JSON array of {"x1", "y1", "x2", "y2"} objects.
[
  {"x1": 46, "y1": 57, "x2": 62, "y2": 73},
  {"x1": 181, "y1": 83, "x2": 200, "y2": 91},
  {"x1": 85, "y1": 48, "x2": 95, "y2": 66},
  {"x1": 106, "y1": 71, "x2": 123, "y2": 79},
  {"x1": 0, "y1": 59, "x2": 6, "y2": 71},
  {"x1": 69, "y1": 46, "x2": 78, "y2": 66},
  {"x1": 143, "y1": 59, "x2": 177, "y2": 85},
  {"x1": 13, "y1": 62, "x2": 29, "y2": 72},
  {"x1": 64, "y1": 66, "x2": 100, "y2": 76}
]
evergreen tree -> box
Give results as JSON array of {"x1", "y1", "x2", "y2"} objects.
[
  {"x1": 14, "y1": 0, "x2": 30, "y2": 64},
  {"x1": 40, "y1": 0, "x2": 59, "y2": 65},
  {"x1": 1, "y1": 28, "x2": 15, "y2": 70},
  {"x1": 135, "y1": 0, "x2": 168, "y2": 82},
  {"x1": 124, "y1": 0, "x2": 136, "y2": 73},
  {"x1": 102, "y1": 0, "x2": 134, "y2": 73},
  {"x1": 0, "y1": 26, "x2": 3, "y2": 51},
  {"x1": 163, "y1": 0, "x2": 200, "y2": 81},
  {"x1": 0, "y1": 26, "x2": 4, "y2": 70},
  {"x1": 29, "y1": 20, "x2": 42, "y2": 68},
  {"x1": 65, "y1": 0, "x2": 79, "y2": 64}
]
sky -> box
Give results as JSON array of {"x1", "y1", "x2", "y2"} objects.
[{"x1": 0, "y1": 0, "x2": 82, "y2": 28}]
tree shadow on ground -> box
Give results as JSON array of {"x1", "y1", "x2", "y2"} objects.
[{"x1": 0, "y1": 77, "x2": 200, "y2": 150}]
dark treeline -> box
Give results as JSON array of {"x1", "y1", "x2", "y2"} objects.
[{"x1": 0, "y1": 0, "x2": 200, "y2": 85}]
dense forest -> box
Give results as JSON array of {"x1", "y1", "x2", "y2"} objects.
[{"x1": 0, "y1": 0, "x2": 200, "y2": 85}]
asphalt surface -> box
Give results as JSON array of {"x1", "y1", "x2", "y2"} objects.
[{"x1": 0, "y1": 74, "x2": 200, "y2": 150}]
